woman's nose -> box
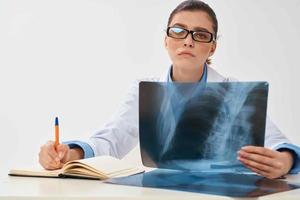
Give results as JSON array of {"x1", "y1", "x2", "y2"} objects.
[{"x1": 183, "y1": 33, "x2": 195, "y2": 48}]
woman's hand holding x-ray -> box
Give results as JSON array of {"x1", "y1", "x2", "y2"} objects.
[{"x1": 238, "y1": 146, "x2": 294, "y2": 179}]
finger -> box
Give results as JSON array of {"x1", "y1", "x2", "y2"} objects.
[
  {"x1": 247, "y1": 165, "x2": 280, "y2": 179},
  {"x1": 39, "y1": 153, "x2": 61, "y2": 170},
  {"x1": 238, "y1": 150, "x2": 280, "y2": 169},
  {"x1": 56, "y1": 145, "x2": 65, "y2": 159},
  {"x1": 241, "y1": 146, "x2": 277, "y2": 158},
  {"x1": 244, "y1": 164, "x2": 272, "y2": 179},
  {"x1": 237, "y1": 156, "x2": 273, "y2": 173},
  {"x1": 44, "y1": 141, "x2": 60, "y2": 161},
  {"x1": 39, "y1": 141, "x2": 59, "y2": 162},
  {"x1": 56, "y1": 144, "x2": 69, "y2": 160},
  {"x1": 39, "y1": 149, "x2": 59, "y2": 165}
]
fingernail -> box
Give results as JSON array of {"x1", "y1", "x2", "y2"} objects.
[
  {"x1": 55, "y1": 157, "x2": 60, "y2": 162},
  {"x1": 58, "y1": 152, "x2": 63, "y2": 159}
]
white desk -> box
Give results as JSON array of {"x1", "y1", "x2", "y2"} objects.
[{"x1": 1, "y1": 173, "x2": 300, "y2": 200}]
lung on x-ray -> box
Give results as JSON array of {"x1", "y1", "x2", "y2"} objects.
[{"x1": 139, "y1": 81, "x2": 268, "y2": 171}]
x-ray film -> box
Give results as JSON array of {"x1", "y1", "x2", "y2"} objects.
[
  {"x1": 107, "y1": 169, "x2": 299, "y2": 197},
  {"x1": 139, "y1": 81, "x2": 268, "y2": 171}
]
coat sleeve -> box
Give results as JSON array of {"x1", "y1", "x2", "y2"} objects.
[
  {"x1": 85, "y1": 79, "x2": 140, "y2": 159},
  {"x1": 265, "y1": 117, "x2": 300, "y2": 174},
  {"x1": 264, "y1": 116, "x2": 290, "y2": 149}
]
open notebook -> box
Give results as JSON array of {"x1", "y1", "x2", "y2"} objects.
[{"x1": 9, "y1": 156, "x2": 144, "y2": 180}]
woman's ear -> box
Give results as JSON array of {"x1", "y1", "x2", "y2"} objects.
[
  {"x1": 164, "y1": 36, "x2": 168, "y2": 49},
  {"x1": 208, "y1": 41, "x2": 217, "y2": 57}
]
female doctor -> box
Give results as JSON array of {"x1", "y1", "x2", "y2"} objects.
[{"x1": 38, "y1": 0, "x2": 300, "y2": 179}]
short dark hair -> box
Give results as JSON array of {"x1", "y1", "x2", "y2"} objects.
[{"x1": 167, "y1": 0, "x2": 218, "y2": 64}]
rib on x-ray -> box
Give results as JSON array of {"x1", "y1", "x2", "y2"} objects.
[{"x1": 139, "y1": 81, "x2": 268, "y2": 171}]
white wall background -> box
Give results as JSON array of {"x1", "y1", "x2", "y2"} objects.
[{"x1": 0, "y1": 0, "x2": 299, "y2": 173}]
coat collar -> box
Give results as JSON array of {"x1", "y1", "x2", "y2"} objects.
[{"x1": 159, "y1": 65, "x2": 226, "y2": 82}]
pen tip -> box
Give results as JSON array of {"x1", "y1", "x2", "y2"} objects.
[{"x1": 55, "y1": 117, "x2": 59, "y2": 126}]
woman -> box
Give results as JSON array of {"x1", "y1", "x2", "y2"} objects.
[{"x1": 39, "y1": 0, "x2": 299, "y2": 179}]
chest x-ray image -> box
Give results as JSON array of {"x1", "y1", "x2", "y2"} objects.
[
  {"x1": 107, "y1": 169, "x2": 299, "y2": 197},
  {"x1": 139, "y1": 81, "x2": 268, "y2": 171}
]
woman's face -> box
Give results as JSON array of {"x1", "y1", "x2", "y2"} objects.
[{"x1": 165, "y1": 11, "x2": 217, "y2": 70}]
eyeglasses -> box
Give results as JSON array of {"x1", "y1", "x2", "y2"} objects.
[{"x1": 166, "y1": 27, "x2": 215, "y2": 43}]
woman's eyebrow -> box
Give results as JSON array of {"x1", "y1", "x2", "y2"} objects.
[
  {"x1": 172, "y1": 23, "x2": 187, "y2": 28},
  {"x1": 172, "y1": 23, "x2": 210, "y2": 32},
  {"x1": 193, "y1": 27, "x2": 210, "y2": 32}
]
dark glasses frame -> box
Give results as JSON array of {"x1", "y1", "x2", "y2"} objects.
[{"x1": 166, "y1": 27, "x2": 215, "y2": 43}]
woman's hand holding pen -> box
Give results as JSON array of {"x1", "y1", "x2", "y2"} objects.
[
  {"x1": 238, "y1": 146, "x2": 294, "y2": 179},
  {"x1": 39, "y1": 117, "x2": 84, "y2": 170},
  {"x1": 39, "y1": 141, "x2": 70, "y2": 169},
  {"x1": 39, "y1": 141, "x2": 83, "y2": 170}
]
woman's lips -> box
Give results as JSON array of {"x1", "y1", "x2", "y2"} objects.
[{"x1": 178, "y1": 51, "x2": 195, "y2": 57}]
